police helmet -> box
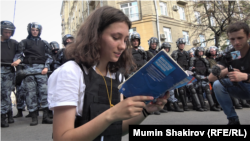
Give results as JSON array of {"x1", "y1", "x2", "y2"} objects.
[
  {"x1": 160, "y1": 42, "x2": 171, "y2": 51},
  {"x1": 195, "y1": 46, "x2": 205, "y2": 56},
  {"x1": 188, "y1": 49, "x2": 194, "y2": 55},
  {"x1": 62, "y1": 34, "x2": 74, "y2": 46},
  {"x1": 130, "y1": 32, "x2": 141, "y2": 46},
  {"x1": 1, "y1": 21, "x2": 16, "y2": 36},
  {"x1": 50, "y1": 41, "x2": 60, "y2": 51},
  {"x1": 176, "y1": 38, "x2": 186, "y2": 47},
  {"x1": 205, "y1": 46, "x2": 218, "y2": 57},
  {"x1": 148, "y1": 37, "x2": 159, "y2": 46},
  {"x1": 27, "y1": 22, "x2": 42, "y2": 37}
]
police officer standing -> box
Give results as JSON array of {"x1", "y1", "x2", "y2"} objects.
[
  {"x1": 49, "y1": 41, "x2": 60, "y2": 72},
  {"x1": 146, "y1": 37, "x2": 159, "y2": 61},
  {"x1": 130, "y1": 32, "x2": 147, "y2": 70},
  {"x1": 56, "y1": 34, "x2": 74, "y2": 67},
  {"x1": 160, "y1": 42, "x2": 183, "y2": 112},
  {"x1": 1, "y1": 21, "x2": 19, "y2": 127},
  {"x1": 189, "y1": 47, "x2": 220, "y2": 111},
  {"x1": 171, "y1": 38, "x2": 190, "y2": 111},
  {"x1": 16, "y1": 22, "x2": 53, "y2": 126}
]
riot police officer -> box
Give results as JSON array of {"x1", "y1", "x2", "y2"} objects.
[
  {"x1": 56, "y1": 34, "x2": 74, "y2": 67},
  {"x1": 130, "y1": 32, "x2": 147, "y2": 70},
  {"x1": 160, "y1": 42, "x2": 183, "y2": 112},
  {"x1": 1, "y1": 21, "x2": 19, "y2": 127},
  {"x1": 189, "y1": 47, "x2": 220, "y2": 111},
  {"x1": 16, "y1": 22, "x2": 53, "y2": 126},
  {"x1": 171, "y1": 38, "x2": 190, "y2": 111},
  {"x1": 49, "y1": 41, "x2": 60, "y2": 72},
  {"x1": 160, "y1": 42, "x2": 171, "y2": 53},
  {"x1": 146, "y1": 37, "x2": 159, "y2": 61}
]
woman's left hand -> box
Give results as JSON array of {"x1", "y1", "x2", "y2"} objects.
[{"x1": 144, "y1": 91, "x2": 170, "y2": 113}]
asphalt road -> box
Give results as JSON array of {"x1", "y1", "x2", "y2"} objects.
[{"x1": 1, "y1": 104, "x2": 250, "y2": 141}]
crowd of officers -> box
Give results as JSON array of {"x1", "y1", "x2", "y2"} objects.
[
  {"x1": 1, "y1": 20, "x2": 250, "y2": 128},
  {"x1": 1, "y1": 21, "x2": 73, "y2": 127},
  {"x1": 128, "y1": 31, "x2": 250, "y2": 115}
]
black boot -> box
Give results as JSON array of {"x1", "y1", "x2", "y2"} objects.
[
  {"x1": 206, "y1": 94, "x2": 220, "y2": 111},
  {"x1": 192, "y1": 94, "x2": 204, "y2": 112},
  {"x1": 48, "y1": 110, "x2": 53, "y2": 119},
  {"x1": 30, "y1": 111, "x2": 38, "y2": 126},
  {"x1": 160, "y1": 109, "x2": 168, "y2": 113},
  {"x1": 13, "y1": 109, "x2": 23, "y2": 118},
  {"x1": 173, "y1": 102, "x2": 184, "y2": 112},
  {"x1": 166, "y1": 102, "x2": 174, "y2": 111},
  {"x1": 231, "y1": 97, "x2": 242, "y2": 109},
  {"x1": 42, "y1": 108, "x2": 53, "y2": 124},
  {"x1": 198, "y1": 94, "x2": 207, "y2": 111},
  {"x1": 1, "y1": 114, "x2": 9, "y2": 128},
  {"x1": 240, "y1": 99, "x2": 250, "y2": 108},
  {"x1": 180, "y1": 95, "x2": 189, "y2": 111},
  {"x1": 7, "y1": 110, "x2": 14, "y2": 123},
  {"x1": 154, "y1": 111, "x2": 161, "y2": 115},
  {"x1": 228, "y1": 117, "x2": 240, "y2": 125}
]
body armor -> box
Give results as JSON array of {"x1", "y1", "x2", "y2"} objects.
[{"x1": 75, "y1": 66, "x2": 123, "y2": 141}]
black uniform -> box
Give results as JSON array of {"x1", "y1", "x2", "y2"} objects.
[
  {"x1": 189, "y1": 56, "x2": 220, "y2": 111},
  {"x1": 171, "y1": 49, "x2": 190, "y2": 111}
]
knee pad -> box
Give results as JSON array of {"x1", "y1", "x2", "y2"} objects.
[{"x1": 178, "y1": 87, "x2": 185, "y2": 95}]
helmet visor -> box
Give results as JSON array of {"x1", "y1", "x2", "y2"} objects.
[
  {"x1": 1, "y1": 25, "x2": 15, "y2": 30},
  {"x1": 31, "y1": 24, "x2": 42, "y2": 30}
]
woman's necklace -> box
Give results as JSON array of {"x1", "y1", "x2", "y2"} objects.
[{"x1": 96, "y1": 67, "x2": 113, "y2": 108}]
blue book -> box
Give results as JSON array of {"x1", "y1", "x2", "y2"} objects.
[{"x1": 118, "y1": 50, "x2": 196, "y2": 104}]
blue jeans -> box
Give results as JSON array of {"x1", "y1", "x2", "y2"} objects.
[{"x1": 213, "y1": 78, "x2": 250, "y2": 119}]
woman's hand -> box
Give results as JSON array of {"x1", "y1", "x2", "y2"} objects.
[
  {"x1": 107, "y1": 96, "x2": 154, "y2": 123},
  {"x1": 144, "y1": 91, "x2": 170, "y2": 113}
]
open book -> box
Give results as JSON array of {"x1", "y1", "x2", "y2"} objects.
[{"x1": 118, "y1": 50, "x2": 196, "y2": 104}]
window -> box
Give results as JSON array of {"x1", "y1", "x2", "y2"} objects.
[
  {"x1": 182, "y1": 31, "x2": 190, "y2": 45},
  {"x1": 120, "y1": 2, "x2": 139, "y2": 21},
  {"x1": 194, "y1": 11, "x2": 201, "y2": 24},
  {"x1": 129, "y1": 27, "x2": 136, "y2": 34},
  {"x1": 163, "y1": 27, "x2": 172, "y2": 42},
  {"x1": 178, "y1": 7, "x2": 186, "y2": 20},
  {"x1": 129, "y1": 27, "x2": 136, "y2": 38},
  {"x1": 160, "y1": 2, "x2": 168, "y2": 16},
  {"x1": 199, "y1": 34, "x2": 206, "y2": 47}
]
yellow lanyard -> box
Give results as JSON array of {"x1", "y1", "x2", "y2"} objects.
[{"x1": 96, "y1": 67, "x2": 113, "y2": 108}]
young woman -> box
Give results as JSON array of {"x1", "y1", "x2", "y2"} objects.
[{"x1": 48, "y1": 6, "x2": 169, "y2": 141}]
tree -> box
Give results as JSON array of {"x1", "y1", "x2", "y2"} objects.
[{"x1": 189, "y1": 0, "x2": 250, "y2": 50}]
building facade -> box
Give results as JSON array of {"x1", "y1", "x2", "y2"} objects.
[{"x1": 60, "y1": 0, "x2": 216, "y2": 52}]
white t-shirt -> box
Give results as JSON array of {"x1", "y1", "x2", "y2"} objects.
[{"x1": 48, "y1": 60, "x2": 124, "y2": 116}]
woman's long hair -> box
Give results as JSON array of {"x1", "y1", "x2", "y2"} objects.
[{"x1": 65, "y1": 6, "x2": 136, "y2": 74}]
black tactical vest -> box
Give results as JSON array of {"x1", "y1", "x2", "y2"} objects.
[
  {"x1": 61, "y1": 48, "x2": 68, "y2": 64},
  {"x1": 1, "y1": 39, "x2": 17, "y2": 64},
  {"x1": 194, "y1": 58, "x2": 207, "y2": 75},
  {"x1": 50, "y1": 53, "x2": 57, "y2": 71},
  {"x1": 177, "y1": 51, "x2": 189, "y2": 70},
  {"x1": 74, "y1": 65, "x2": 122, "y2": 141},
  {"x1": 132, "y1": 48, "x2": 145, "y2": 69},
  {"x1": 22, "y1": 39, "x2": 47, "y2": 65}
]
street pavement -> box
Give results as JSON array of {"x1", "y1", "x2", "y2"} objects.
[{"x1": 1, "y1": 104, "x2": 250, "y2": 141}]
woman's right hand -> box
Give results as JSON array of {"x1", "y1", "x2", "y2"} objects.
[{"x1": 106, "y1": 96, "x2": 153, "y2": 123}]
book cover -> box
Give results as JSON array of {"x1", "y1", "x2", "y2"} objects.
[{"x1": 118, "y1": 50, "x2": 196, "y2": 104}]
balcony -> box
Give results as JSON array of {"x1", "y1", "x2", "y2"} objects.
[
  {"x1": 125, "y1": 13, "x2": 141, "y2": 22},
  {"x1": 177, "y1": 1, "x2": 188, "y2": 5}
]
